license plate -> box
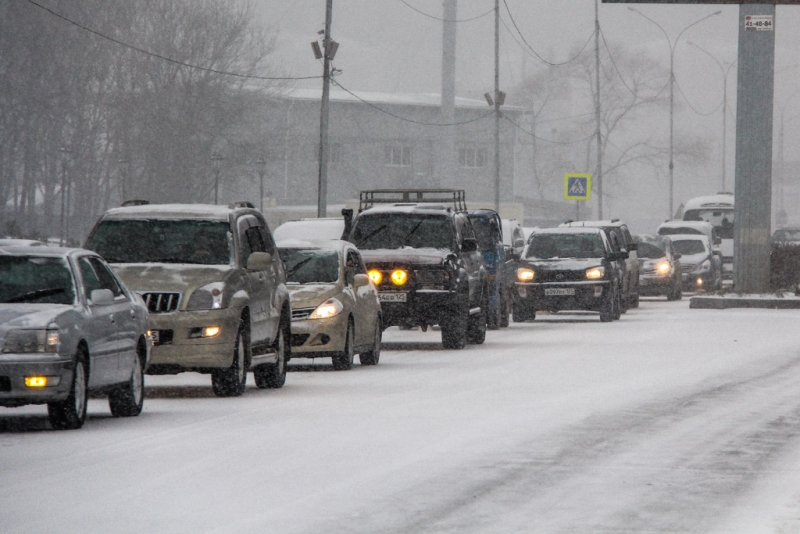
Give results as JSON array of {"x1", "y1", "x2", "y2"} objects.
[
  {"x1": 379, "y1": 292, "x2": 407, "y2": 302},
  {"x1": 544, "y1": 288, "x2": 575, "y2": 296}
]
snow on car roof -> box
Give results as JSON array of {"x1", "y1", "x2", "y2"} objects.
[
  {"x1": 533, "y1": 227, "x2": 604, "y2": 235},
  {"x1": 683, "y1": 193, "x2": 734, "y2": 211},
  {"x1": 358, "y1": 203, "x2": 454, "y2": 215},
  {"x1": 273, "y1": 219, "x2": 345, "y2": 242},
  {"x1": 101, "y1": 203, "x2": 238, "y2": 221}
]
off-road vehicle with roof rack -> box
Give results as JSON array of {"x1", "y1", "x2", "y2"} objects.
[
  {"x1": 84, "y1": 201, "x2": 291, "y2": 397},
  {"x1": 347, "y1": 189, "x2": 487, "y2": 349}
]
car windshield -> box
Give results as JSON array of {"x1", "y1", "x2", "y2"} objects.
[
  {"x1": 684, "y1": 209, "x2": 734, "y2": 239},
  {"x1": 525, "y1": 233, "x2": 605, "y2": 259},
  {"x1": 672, "y1": 239, "x2": 706, "y2": 256},
  {"x1": 350, "y1": 214, "x2": 455, "y2": 251},
  {"x1": 469, "y1": 217, "x2": 500, "y2": 252},
  {"x1": 280, "y1": 248, "x2": 340, "y2": 284},
  {"x1": 0, "y1": 256, "x2": 76, "y2": 304},
  {"x1": 86, "y1": 220, "x2": 232, "y2": 265},
  {"x1": 638, "y1": 241, "x2": 666, "y2": 259}
]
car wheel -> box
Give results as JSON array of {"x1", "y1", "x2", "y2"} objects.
[
  {"x1": 211, "y1": 323, "x2": 248, "y2": 397},
  {"x1": 599, "y1": 285, "x2": 616, "y2": 323},
  {"x1": 332, "y1": 320, "x2": 355, "y2": 370},
  {"x1": 254, "y1": 325, "x2": 287, "y2": 388},
  {"x1": 613, "y1": 288, "x2": 622, "y2": 320},
  {"x1": 108, "y1": 340, "x2": 145, "y2": 417},
  {"x1": 359, "y1": 319, "x2": 381, "y2": 366},
  {"x1": 631, "y1": 291, "x2": 640, "y2": 309},
  {"x1": 487, "y1": 288, "x2": 500, "y2": 330},
  {"x1": 48, "y1": 349, "x2": 88, "y2": 430},
  {"x1": 441, "y1": 298, "x2": 468, "y2": 349},
  {"x1": 466, "y1": 286, "x2": 487, "y2": 345}
]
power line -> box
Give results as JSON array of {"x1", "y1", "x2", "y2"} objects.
[
  {"x1": 502, "y1": 112, "x2": 597, "y2": 146},
  {"x1": 395, "y1": 0, "x2": 494, "y2": 23},
  {"x1": 24, "y1": 0, "x2": 322, "y2": 81},
  {"x1": 502, "y1": 0, "x2": 594, "y2": 67},
  {"x1": 332, "y1": 80, "x2": 495, "y2": 127}
]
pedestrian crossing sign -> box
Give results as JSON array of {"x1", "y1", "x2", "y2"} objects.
[{"x1": 564, "y1": 173, "x2": 591, "y2": 201}]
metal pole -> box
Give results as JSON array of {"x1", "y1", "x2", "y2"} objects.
[
  {"x1": 317, "y1": 0, "x2": 333, "y2": 218},
  {"x1": 211, "y1": 153, "x2": 224, "y2": 205},
  {"x1": 594, "y1": 0, "x2": 602, "y2": 219},
  {"x1": 494, "y1": 0, "x2": 500, "y2": 213},
  {"x1": 441, "y1": 0, "x2": 457, "y2": 190},
  {"x1": 59, "y1": 158, "x2": 66, "y2": 247},
  {"x1": 257, "y1": 157, "x2": 265, "y2": 213}
]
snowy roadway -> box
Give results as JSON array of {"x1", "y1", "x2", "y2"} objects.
[{"x1": 3, "y1": 298, "x2": 800, "y2": 533}]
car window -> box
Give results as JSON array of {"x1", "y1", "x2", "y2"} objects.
[
  {"x1": 469, "y1": 216, "x2": 500, "y2": 252},
  {"x1": 0, "y1": 256, "x2": 76, "y2": 304},
  {"x1": 88, "y1": 257, "x2": 125, "y2": 298},
  {"x1": 672, "y1": 239, "x2": 707, "y2": 256},
  {"x1": 638, "y1": 242, "x2": 666, "y2": 259},
  {"x1": 526, "y1": 234, "x2": 605, "y2": 259}
]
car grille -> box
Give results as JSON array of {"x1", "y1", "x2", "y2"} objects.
[
  {"x1": 140, "y1": 292, "x2": 180, "y2": 313},
  {"x1": 414, "y1": 268, "x2": 449, "y2": 290},
  {"x1": 681, "y1": 262, "x2": 698, "y2": 273},
  {"x1": 535, "y1": 270, "x2": 586, "y2": 283},
  {"x1": 0, "y1": 376, "x2": 10, "y2": 392},
  {"x1": 292, "y1": 307, "x2": 316, "y2": 321}
]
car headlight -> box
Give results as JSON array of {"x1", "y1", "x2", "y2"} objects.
[
  {"x1": 309, "y1": 298, "x2": 343, "y2": 319},
  {"x1": 186, "y1": 282, "x2": 226, "y2": 310},
  {"x1": 368, "y1": 269, "x2": 383, "y2": 285},
  {"x1": 656, "y1": 261, "x2": 671, "y2": 275},
  {"x1": 585, "y1": 266, "x2": 605, "y2": 280},
  {"x1": 390, "y1": 269, "x2": 408, "y2": 286},
  {"x1": 3, "y1": 329, "x2": 60, "y2": 354},
  {"x1": 697, "y1": 259, "x2": 711, "y2": 273},
  {"x1": 517, "y1": 268, "x2": 535, "y2": 282}
]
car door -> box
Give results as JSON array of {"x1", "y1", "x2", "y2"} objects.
[
  {"x1": 88, "y1": 256, "x2": 140, "y2": 383},
  {"x1": 455, "y1": 214, "x2": 482, "y2": 304},
  {"x1": 257, "y1": 220, "x2": 282, "y2": 344},
  {"x1": 237, "y1": 215, "x2": 270, "y2": 351},
  {"x1": 76, "y1": 256, "x2": 123, "y2": 387},
  {"x1": 346, "y1": 248, "x2": 377, "y2": 347}
]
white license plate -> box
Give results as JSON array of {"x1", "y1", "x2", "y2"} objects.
[
  {"x1": 544, "y1": 288, "x2": 575, "y2": 296},
  {"x1": 379, "y1": 292, "x2": 407, "y2": 302}
]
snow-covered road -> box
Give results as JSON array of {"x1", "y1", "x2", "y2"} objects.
[{"x1": 3, "y1": 299, "x2": 800, "y2": 533}]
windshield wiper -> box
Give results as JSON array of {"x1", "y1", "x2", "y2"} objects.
[
  {"x1": 5, "y1": 287, "x2": 67, "y2": 303},
  {"x1": 357, "y1": 224, "x2": 388, "y2": 247},
  {"x1": 286, "y1": 257, "x2": 314, "y2": 277},
  {"x1": 402, "y1": 220, "x2": 426, "y2": 247}
]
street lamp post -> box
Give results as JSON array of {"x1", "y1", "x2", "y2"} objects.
[
  {"x1": 211, "y1": 153, "x2": 225, "y2": 205},
  {"x1": 118, "y1": 157, "x2": 130, "y2": 203},
  {"x1": 628, "y1": 8, "x2": 722, "y2": 219},
  {"x1": 689, "y1": 42, "x2": 736, "y2": 192},
  {"x1": 256, "y1": 157, "x2": 266, "y2": 213},
  {"x1": 58, "y1": 147, "x2": 71, "y2": 247}
]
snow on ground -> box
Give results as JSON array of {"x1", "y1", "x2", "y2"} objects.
[{"x1": 3, "y1": 298, "x2": 800, "y2": 533}]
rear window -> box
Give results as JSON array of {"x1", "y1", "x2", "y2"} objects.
[
  {"x1": 86, "y1": 219, "x2": 232, "y2": 265},
  {"x1": 526, "y1": 233, "x2": 605, "y2": 259},
  {"x1": 672, "y1": 239, "x2": 707, "y2": 256}
]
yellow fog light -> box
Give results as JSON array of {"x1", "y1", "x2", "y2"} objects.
[
  {"x1": 25, "y1": 376, "x2": 48, "y2": 388},
  {"x1": 368, "y1": 269, "x2": 383, "y2": 285},
  {"x1": 657, "y1": 261, "x2": 671, "y2": 275},
  {"x1": 696, "y1": 278, "x2": 703, "y2": 287},
  {"x1": 203, "y1": 326, "x2": 221, "y2": 338},
  {"x1": 517, "y1": 268, "x2": 535, "y2": 282},
  {"x1": 390, "y1": 269, "x2": 408, "y2": 286},
  {"x1": 585, "y1": 266, "x2": 605, "y2": 280}
]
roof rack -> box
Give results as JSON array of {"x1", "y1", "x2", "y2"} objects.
[
  {"x1": 121, "y1": 199, "x2": 150, "y2": 207},
  {"x1": 359, "y1": 189, "x2": 467, "y2": 212}
]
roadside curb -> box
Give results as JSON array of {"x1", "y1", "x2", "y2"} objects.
[{"x1": 690, "y1": 295, "x2": 800, "y2": 309}]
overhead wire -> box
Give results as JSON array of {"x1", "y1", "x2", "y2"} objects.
[
  {"x1": 395, "y1": 0, "x2": 494, "y2": 23},
  {"x1": 24, "y1": 0, "x2": 322, "y2": 81}
]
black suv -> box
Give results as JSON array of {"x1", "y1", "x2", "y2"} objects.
[
  {"x1": 347, "y1": 189, "x2": 487, "y2": 349},
  {"x1": 513, "y1": 227, "x2": 627, "y2": 322}
]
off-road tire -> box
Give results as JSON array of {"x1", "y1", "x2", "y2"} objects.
[
  {"x1": 254, "y1": 326, "x2": 287, "y2": 388},
  {"x1": 441, "y1": 299, "x2": 468, "y2": 350},
  {"x1": 211, "y1": 323, "x2": 248, "y2": 397}
]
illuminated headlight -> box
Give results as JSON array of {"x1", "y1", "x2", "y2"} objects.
[
  {"x1": 696, "y1": 259, "x2": 711, "y2": 273},
  {"x1": 517, "y1": 268, "x2": 535, "y2": 282},
  {"x1": 309, "y1": 298, "x2": 344, "y2": 319},
  {"x1": 390, "y1": 269, "x2": 408, "y2": 286},
  {"x1": 25, "y1": 376, "x2": 60, "y2": 388},
  {"x1": 656, "y1": 261, "x2": 671, "y2": 275},
  {"x1": 3, "y1": 329, "x2": 60, "y2": 354},
  {"x1": 368, "y1": 269, "x2": 383, "y2": 285},
  {"x1": 585, "y1": 266, "x2": 605, "y2": 280},
  {"x1": 696, "y1": 277, "x2": 704, "y2": 287},
  {"x1": 189, "y1": 325, "x2": 222, "y2": 339},
  {"x1": 186, "y1": 282, "x2": 225, "y2": 310}
]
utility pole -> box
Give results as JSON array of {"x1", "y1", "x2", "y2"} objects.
[
  {"x1": 58, "y1": 147, "x2": 71, "y2": 247},
  {"x1": 493, "y1": 0, "x2": 501, "y2": 213},
  {"x1": 317, "y1": 0, "x2": 334, "y2": 218},
  {"x1": 211, "y1": 153, "x2": 224, "y2": 205},
  {"x1": 594, "y1": 0, "x2": 602, "y2": 219},
  {"x1": 441, "y1": 0, "x2": 457, "y2": 190}
]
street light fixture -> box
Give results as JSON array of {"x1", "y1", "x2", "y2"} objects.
[
  {"x1": 211, "y1": 153, "x2": 225, "y2": 205},
  {"x1": 688, "y1": 42, "x2": 736, "y2": 192},
  {"x1": 628, "y1": 7, "x2": 722, "y2": 219},
  {"x1": 256, "y1": 156, "x2": 266, "y2": 213}
]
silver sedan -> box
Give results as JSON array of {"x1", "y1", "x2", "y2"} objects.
[{"x1": 0, "y1": 246, "x2": 150, "y2": 429}]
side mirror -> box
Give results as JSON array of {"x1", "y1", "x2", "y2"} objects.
[
  {"x1": 715, "y1": 237, "x2": 722, "y2": 245},
  {"x1": 627, "y1": 242, "x2": 638, "y2": 252},
  {"x1": 246, "y1": 251, "x2": 272, "y2": 271},
  {"x1": 461, "y1": 238, "x2": 478, "y2": 253},
  {"x1": 353, "y1": 273, "x2": 370, "y2": 289},
  {"x1": 90, "y1": 288, "x2": 115, "y2": 306}
]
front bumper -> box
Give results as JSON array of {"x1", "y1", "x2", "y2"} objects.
[
  {"x1": 638, "y1": 275, "x2": 676, "y2": 295},
  {"x1": 682, "y1": 271, "x2": 714, "y2": 291},
  {"x1": 0, "y1": 353, "x2": 74, "y2": 407},
  {"x1": 377, "y1": 289, "x2": 461, "y2": 328},
  {"x1": 290, "y1": 312, "x2": 349, "y2": 357},
  {"x1": 514, "y1": 281, "x2": 609, "y2": 312},
  {"x1": 146, "y1": 307, "x2": 241, "y2": 371}
]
